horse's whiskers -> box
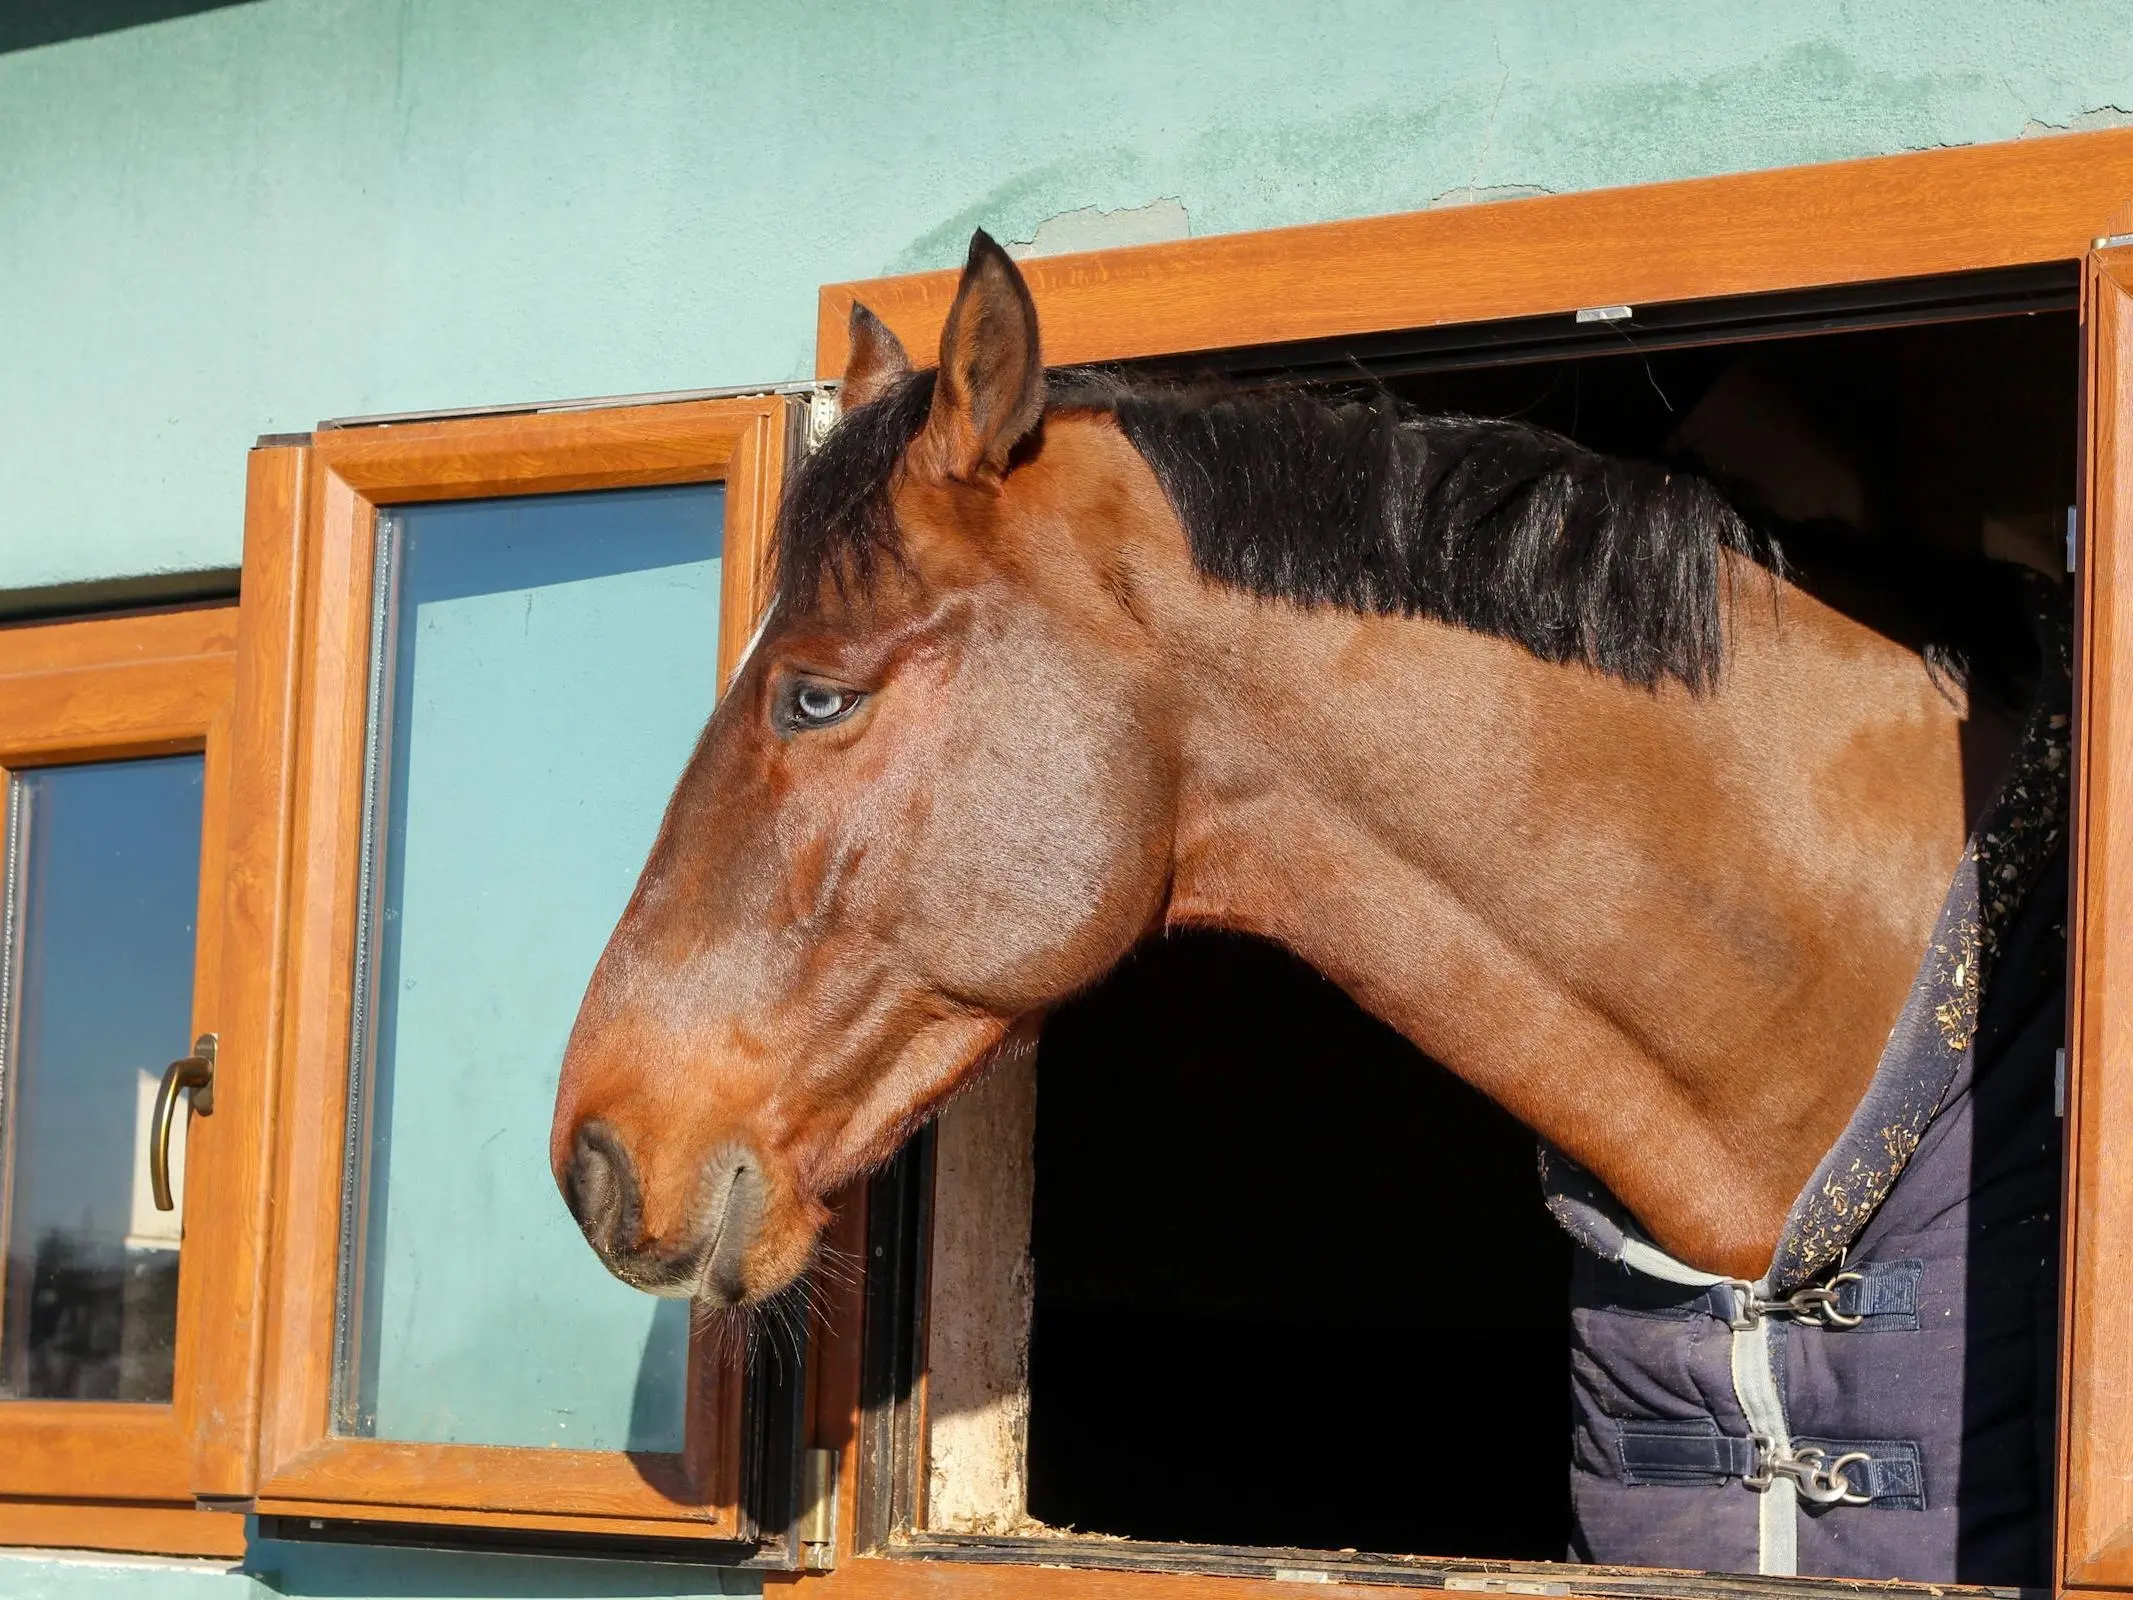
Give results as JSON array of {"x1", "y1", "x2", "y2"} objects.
[{"x1": 683, "y1": 1264, "x2": 835, "y2": 1381}]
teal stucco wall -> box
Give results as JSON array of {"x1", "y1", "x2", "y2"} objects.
[
  {"x1": 3, "y1": 0, "x2": 2133, "y2": 596},
  {"x1": 4, "y1": 1540, "x2": 759, "y2": 1598},
  {"x1": 3, "y1": 0, "x2": 2133, "y2": 1592}
]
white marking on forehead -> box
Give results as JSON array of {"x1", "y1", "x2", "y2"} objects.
[{"x1": 730, "y1": 597, "x2": 780, "y2": 679}]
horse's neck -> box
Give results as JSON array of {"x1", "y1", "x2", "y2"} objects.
[{"x1": 1158, "y1": 561, "x2": 1979, "y2": 1279}]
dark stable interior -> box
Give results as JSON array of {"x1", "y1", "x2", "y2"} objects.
[{"x1": 1016, "y1": 308, "x2": 2078, "y2": 1560}]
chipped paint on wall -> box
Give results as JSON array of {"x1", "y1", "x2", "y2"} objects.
[
  {"x1": 1429, "y1": 182, "x2": 1555, "y2": 208},
  {"x1": 1006, "y1": 197, "x2": 1190, "y2": 259},
  {"x1": 2022, "y1": 103, "x2": 2133, "y2": 136}
]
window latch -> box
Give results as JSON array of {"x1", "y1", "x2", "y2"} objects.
[{"x1": 150, "y1": 1032, "x2": 217, "y2": 1212}]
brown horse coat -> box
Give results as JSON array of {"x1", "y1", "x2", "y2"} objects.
[{"x1": 552, "y1": 235, "x2": 2007, "y2": 1313}]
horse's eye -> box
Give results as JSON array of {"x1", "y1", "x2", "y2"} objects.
[{"x1": 782, "y1": 681, "x2": 863, "y2": 732}]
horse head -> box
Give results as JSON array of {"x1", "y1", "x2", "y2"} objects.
[
  {"x1": 552, "y1": 227, "x2": 1989, "y2": 1304},
  {"x1": 550, "y1": 234, "x2": 1186, "y2": 1306}
]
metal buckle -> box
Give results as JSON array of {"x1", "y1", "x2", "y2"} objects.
[
  {"x1": 1769, "y1": 1270, "x2": 1866, "y2": 1329},
  {"x1": 1720, "y1": 1281, "x2": 1762, "y2": 1331},
  {"x1": 1744, "y1": 1438, "x2": 1873, "y2": 1505},
  {"x1": 1721, "y1": 1268, "x2": 1866, "y2": 1330}
]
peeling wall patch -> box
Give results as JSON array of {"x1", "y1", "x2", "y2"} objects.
[
  {"x1": 1007, "y1": 197, "x2": 1190, "y2": 259},
  {"x1": 2020, "y1": 105, "x2": 2133, "y2": 137},
  {"x1": 1430, "y1": 182, "x2": 1555, "y2": 209}
]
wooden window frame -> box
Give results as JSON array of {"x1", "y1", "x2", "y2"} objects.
[
  {"x1": 781, "y1": 130, "x2": 2133, "y2": 1599},
  {"x1": 0, "y1": 603, "x2": 246, "y2": 1559},
  {"x1": 2061, "y1": 240, "x2": 2133, "y2": 1596},
  {"x1": 236, "y1": 397, "x2": 809, "y2": 1554}
]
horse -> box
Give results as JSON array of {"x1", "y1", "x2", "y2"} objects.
[{"x1": 549, "y1": 232, "x2": 2065, "y2": 1582}]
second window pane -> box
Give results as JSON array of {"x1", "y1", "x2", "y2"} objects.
[{"x1": 339, "y1": 484, "x2": 724, "y2": 1450}]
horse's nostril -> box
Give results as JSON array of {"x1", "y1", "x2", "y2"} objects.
[
  {"x1": 563, "y1": 1119, "x2": 642, "y2": 1256},
  {"x1": 562, "y1": 1127, "x2": 772, "y2": 1302},
  {"x1": 700, "y1": 1149, "x2": 767, "y2": 1307}
]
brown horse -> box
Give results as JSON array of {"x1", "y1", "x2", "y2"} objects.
[{"x1": 549, "y1": 231, "x2": 2009, "y2": 1316}]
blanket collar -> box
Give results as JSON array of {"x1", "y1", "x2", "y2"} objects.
[{"x1": 1542, "y1": 575, "x2": 2071, "y2": 1293}]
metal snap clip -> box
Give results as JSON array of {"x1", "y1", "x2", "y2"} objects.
[{"x1": 1744, "y1": 1438, "x2": 1873, "y2": 1506}]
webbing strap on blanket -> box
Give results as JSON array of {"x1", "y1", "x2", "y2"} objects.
[
  {"x1": 1603, "y1": 1240, "x2": 1922, "y2": 1574},
  {"x1": 1615, "y1": 1423, "x2": 1925, "y2": 1509}
]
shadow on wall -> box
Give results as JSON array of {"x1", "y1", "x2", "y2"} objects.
[
  {"x1": 629, "y1": 1298, "x2": 691, "y2": 1455},
  {"x1": 1, "y1": 0, "x2": 258, "y2": 55}
]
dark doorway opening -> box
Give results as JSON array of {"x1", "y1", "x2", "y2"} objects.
[{"x1": 1024, "y1": 932, "x2": 1573, "y2": 1558}]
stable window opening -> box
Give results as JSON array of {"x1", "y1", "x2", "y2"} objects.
[{"x1": 898, "y1": 290, "x2": 2080, "y2": 1586}]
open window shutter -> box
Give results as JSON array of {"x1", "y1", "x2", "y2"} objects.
[
  {"x1": 2059, "y1": 232, "x2": 2133, "y2": 1591},
  {"x1": 242, "y1": 400, "x2": 812, "y2": 1559}
]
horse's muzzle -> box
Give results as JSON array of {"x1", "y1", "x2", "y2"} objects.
[{"x1": 559, "y1": 1119, "x2": 766, "y2": 1306}]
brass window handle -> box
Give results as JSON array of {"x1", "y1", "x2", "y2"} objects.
[{"x1": 150, "y1": 1033, "x2": 217, "y2": 1213}]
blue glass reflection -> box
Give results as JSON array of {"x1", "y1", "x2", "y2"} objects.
[
  {"x1": 343, "y1": 483, "x2": 722, "y2": 1452},
  {"x1": 0, "y1": 755, "x2": 204, "y2": 1402}
]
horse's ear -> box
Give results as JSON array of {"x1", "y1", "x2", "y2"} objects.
[
  {"x1": 841, "y1": 302, "x2": 912, "y2": 412},
  {"x1": 917, "y1": 229, "x2": 1044, "y2": 484}
]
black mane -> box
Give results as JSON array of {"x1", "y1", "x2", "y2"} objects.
[{"x1": 777, "y1": 369, "x2": 1774, "y2": 692}]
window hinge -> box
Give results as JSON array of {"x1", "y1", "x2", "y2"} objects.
[
  {"x1": 1574, "y1": 304, "x2": 1633, "y2": 324},
  {"x1": 805, "y1": 387, "x2": 843, "y2": 451},
  {"x1": 1444, "y1": 1578, "x2": 1578, "y2": 1595},
  {"x1": 2068, "y1": 506, "x2": 2080, "y2": 574},
  {"x1": 2056, "y1": 1046, "x2": 2068, "y2": 1118},
  {"x1": 2095, "y1": 232, "x2": 2133, "y2": 250},
  {"x1": 798, "y1": 1446, "x2": 839, "y2": 1566}
]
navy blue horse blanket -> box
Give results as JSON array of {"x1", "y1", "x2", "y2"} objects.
[{"x1": 1544, "y1": 595, "x2": 2069, "y2": 1585}]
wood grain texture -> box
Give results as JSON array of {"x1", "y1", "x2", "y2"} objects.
[
  {"x1": 0, "y1": 1406, "x2": 191, "y2": 1501},
  {"x1": 253, "y1": 397, "x2": 793, "y2": 1536},
  {"x1": 715, "y1": 399, "x2": 795, "y2": 689},
  {"x1": 0, "y1": 606, "x2": 237, "y2": 672},
  {"x1": 172, "y1": 696, "x2": 234, "y2": 1451},
  {"x1": 818, "y1": 128, "x2": 2133, "y2": 377},
  {"x1": 189, "y1": 446, "x2": 308, "y2": 1498},
  {"x1": 262, "y1": 1438, "x2": 724, "y2": 1521},
  {"x1": 252, "y1": 1498, "x2": 752, "y2": 1541},
  {"x1": 0, "y1": 1499, "x2": 245, "y2": 1559},
  {"x1": 765, "y1": 1553, "x2": 2011, "y2": 1600},
  {"x1": 773, "y1": 1561, "x2": 1395, "y2": 1600},
  {"x1": 0, "y1": 613, "x2": 233, "y2": 766},
  {"x1": 2061, "y1": 245, "x2": 2133, "y2": 1591},
  {"x1": 253, "y1": 453, "x2": 372, "y2": 1485},
  {"x1": 807, "y1": 1185, "x2": 867, "y2": 1571},
  {"x1": 317, "y1": 403, "x2": 745, "y2": 501},
  {"x1": 0, "y1": 607, "x2": 237, "y2": 1534}
]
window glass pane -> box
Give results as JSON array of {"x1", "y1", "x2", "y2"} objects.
[
  {"x1": 339, "y1": 484, "x2": 722, "y2": 1451},
  {"x1": 0, "y1": 755, "x2": 205, "y2": 1403}
]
